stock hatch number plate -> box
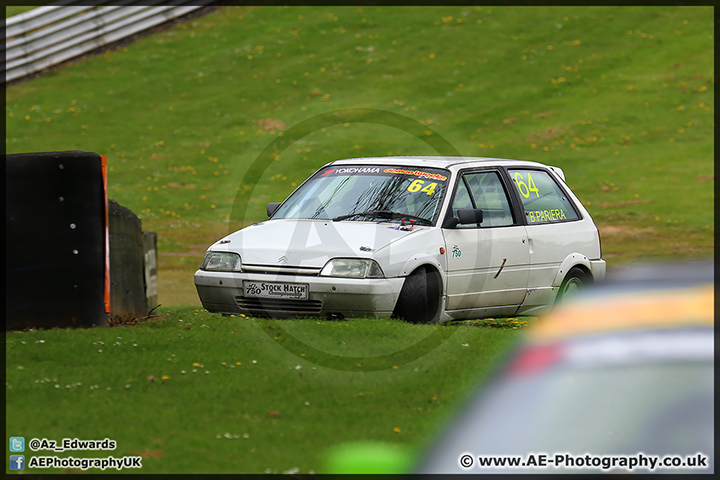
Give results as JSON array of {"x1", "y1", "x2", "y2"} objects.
[{"x1": 244, "y1": 281, "x2": 309, "y2": 300}]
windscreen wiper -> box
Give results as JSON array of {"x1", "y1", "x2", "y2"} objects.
[{"x1": 332, "y1": 210, "x2": 432, "y2": 225}]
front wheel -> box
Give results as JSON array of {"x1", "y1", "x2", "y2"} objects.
[
  {"x1": 555, "y1": 267, "x2": 590, "y2": 304},
  {"x1": 393, "y1": 268, "x2": 440, "y2": 324}
]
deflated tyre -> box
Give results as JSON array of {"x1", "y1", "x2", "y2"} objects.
[{"x1": 393, "y1": 267, "x2": 441, "y2": 324}]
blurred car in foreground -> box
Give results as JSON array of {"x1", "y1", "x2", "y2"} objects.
[
  {"x1": 416, "y1": 262, "x2": 714, "y2": 474},
  {"x1": 325, "y1": 262, "x2": 713, "y2": 474}
]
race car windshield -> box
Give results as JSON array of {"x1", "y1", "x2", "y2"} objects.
[{"x1": 272, "y1": 166, "x2": 450, "y2": 224}]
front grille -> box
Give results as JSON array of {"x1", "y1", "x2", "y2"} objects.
[
  {"x1": 235, "y1": 296, "x2": 323, "y2": 317},
  {"x1": 241, "y1": 264, "x2": 321, "y2": 276}
]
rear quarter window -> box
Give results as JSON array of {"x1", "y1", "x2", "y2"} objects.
[{"x1": 509, "y1": 169, "x2": 580, "y2": 224}]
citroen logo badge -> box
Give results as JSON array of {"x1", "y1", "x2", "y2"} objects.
[{"x1": 278, "y1": 256, "x2": 288, "y2": 264}]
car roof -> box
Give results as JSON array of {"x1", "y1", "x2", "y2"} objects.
[{"x1": 328, "y1": 156, "x2": 551, "y2": 170}]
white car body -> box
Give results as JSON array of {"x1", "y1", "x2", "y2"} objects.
[{"x1": 194, "y1": 156, "x2": 606, "y2": 323}]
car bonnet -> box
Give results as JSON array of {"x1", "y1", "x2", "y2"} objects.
[{"x1": 210, "y1": 218, "x2": 424, "y2": 268}]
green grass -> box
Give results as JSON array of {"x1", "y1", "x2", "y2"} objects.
[
  {"x1": 5, "y1": 6, "x2": 713, "y2": 307},
  {"x1": 5, "y1": 308, "x2": 522, "y2": 474},
  {"x1": 4, "y1": 5, "x2": 714, "y2": 474},
  {"x1": 6, "y1": 6, "x2": 38, "y2": 18}
]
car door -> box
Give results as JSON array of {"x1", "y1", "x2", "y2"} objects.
[
  {"x1": 442, "y1": 169, "x2": 530, "y2": 318},
  {"x1": 506, "y1": 168, "x2": 587, "y2": 309}
]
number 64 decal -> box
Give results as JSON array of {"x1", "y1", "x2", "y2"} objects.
[
  {"x1": 407, "y1": 179, "x2": 438, "y2": 195},
  {"x1": 514, "y1": 172, "x2": 540, "y2": 198}
]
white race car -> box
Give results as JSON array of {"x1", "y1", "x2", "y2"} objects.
[{"x1": 195, "y1": 156, "x2": 605, "y2": 323}]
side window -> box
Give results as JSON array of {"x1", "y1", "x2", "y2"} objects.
[
  {"x1": 451, "y1": 179, "x2": 474, "y2": 217},
  {"x1": 451, "y1": 171, "x2": 515, "y2": 227},
  {"x1": 509, "y1": 169, "x2": 580, "y2": 224},
  {"x1": 465, "y1": 172, "x2": 515, "y2": 227}
]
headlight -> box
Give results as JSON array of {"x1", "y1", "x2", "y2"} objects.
[
  {"x1": 320, "y1": 258, "x2": 384, "y2": 278},
  {"x1": 201, "y1": 252, "x2": 242, "y2": 272}
]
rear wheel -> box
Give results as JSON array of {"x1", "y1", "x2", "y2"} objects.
[
  {"x1": 393, "y1": 267, "x2": 441, "y2": 324},
  {"x1": 555, "y1": 267, "x2": 590, "y2": 304}
]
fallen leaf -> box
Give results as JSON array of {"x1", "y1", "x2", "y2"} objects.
[{"x1": 258, "y1": 118, "x2": 287, "y2": 131}]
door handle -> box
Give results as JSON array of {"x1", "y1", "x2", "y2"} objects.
[{"x1": 494, "y1": 258, "x2": 507, "y2": 279}]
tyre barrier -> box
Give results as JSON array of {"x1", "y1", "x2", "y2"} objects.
[{"x1": 5, "y1": 151, "x2": 157, "y2": 330}]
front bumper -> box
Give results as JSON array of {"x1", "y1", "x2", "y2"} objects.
[{"x1": 194, "y1": 270, "x2": 405, "y2": 318}]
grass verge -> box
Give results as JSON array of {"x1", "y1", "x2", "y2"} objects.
[
  {"x1": 5, "y1": 308, "x2": 526, "y2": 474},
  {"x1": 4, "y1": 6, "x2": 713, "y2": 474},
  {"x1": 5, "y1": 6, "x2": 714, "y2": 305}
]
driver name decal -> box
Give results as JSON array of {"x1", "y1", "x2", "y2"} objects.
[{"x1": 528, "y1": 209, "x2": 567, "y2": 223}]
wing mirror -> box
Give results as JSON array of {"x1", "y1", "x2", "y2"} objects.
[
  {"x1": 442, "y1": 216, "x2": 459, "y2": 229},
  {"x1": 267, "y1": 202, "x2": 281, "y2": 217},
  {"x1": 457, "y1": 208, "x2": 484, "y2": 225},
  {"x1": 442, "y1": 209, "x2": 483, "y2": 228}
]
